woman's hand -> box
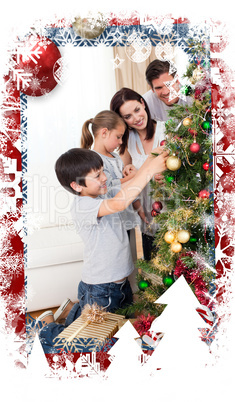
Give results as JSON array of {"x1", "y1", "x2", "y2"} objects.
[
  {"x1": 151, "y1": 145, "x2": 165, "y2": 155},
  {"x1": 154, "y1": 173, "x2": 165, "y2": 184}
]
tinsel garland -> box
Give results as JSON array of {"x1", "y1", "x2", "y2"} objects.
[
  {"x1": 174, "y1": 252, "x2": 211, "y2": 307},
  {"x1": 133, "y1": 314, "x2": 156, "y2": 337}
]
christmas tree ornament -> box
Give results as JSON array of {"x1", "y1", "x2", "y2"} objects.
[
  {"x1": 165, "y1": 119, "x2": 173, "y2": 126},
  {"x1": 163, "y1": 274, "x2": 175, "y2": 287},
  {"x1": 166, "y1": 155, "x2": 181, "y2": 171},
  {"x1": 73, "y1": 12, "x2": 107, "y2": 39},
  {"x1": 160, "y1": 140, "x2": 167, "y2": 146},
  {"x1": 202, "y1": 121, "x2": 211, "y2": 130},
  {"x1": 164, "y1": 231, "x2": 176, "y2": 244},
  {"x1": 138, "y1": 279, "x2": 150, "y2": 291},
  {"x1": 192, "y1": 66, "x2": 205, "y2": 83},
  {"x1": 189, "y1": 237, "x2": 198, "y2": 243},
  {"x1": 189, "y1": 142, "x2": 201, "y2": 153},
  {"x1": 173, "y1": 135, "x2": 181, "y2": 141},
  {"x1": 15, "y1": 35, "x2": 61, "y2": 97},
  {"x1": 181, "y1": 85, "x2": 192, "y2": 96},
  {"x1": 188, "y1": 128, "x2": 197, "y2": 136},
  {"x1": 176, "y1": 230, "x2": 190, "y2": 243},
  {"x1": 182, "y1": 117, "x2": 192, "y2": 127},
  {"x1": 170, "y1": 241, "x2": 182, "y2": 253},
  {"x1": 165, "y1": 175, "x2": 174, "y2": 183},
  {"x1": 152, "y1": 201, "x2": 163, "y2": 212},
  {"x1": 198, "y1": 189, "x2": 210, "y2": 199},
  {"x1": 203, "y1": 162, "x2": 210, "y2": 171},
  {"x1": 151, "y1": 209, "x2": 159, "y2": 217}
]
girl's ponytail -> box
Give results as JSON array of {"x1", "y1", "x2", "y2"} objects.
[
  {"x1": 81, "y1": 118, "x2": 94, "y2": 149},
  {"x1": 81, "y1": 110, "x2": 125, "y2": 149}
]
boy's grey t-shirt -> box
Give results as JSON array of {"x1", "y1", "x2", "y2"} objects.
[
  {"x1": 71, "y1": 193, "x2": 134, "y2": 285},
  {"x1": 94, "y1": 151, "x2": 140, "y2": 231}
]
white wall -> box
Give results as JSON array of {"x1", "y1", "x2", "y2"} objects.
[
  {"x1": 26, "y1": 44, "x2": 116, "y2": 228},
  {"x1": 25, "y1": 44, "x2": 117, "y2": 311}
]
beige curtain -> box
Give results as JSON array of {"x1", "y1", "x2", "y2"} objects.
[{"x1": 113, "y1": 46, "x2": 156, "y2": 96}]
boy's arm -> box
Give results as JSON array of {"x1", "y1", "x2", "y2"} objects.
[{"x1": 98, "y1": 150, "x2": 168, "y2": 217}]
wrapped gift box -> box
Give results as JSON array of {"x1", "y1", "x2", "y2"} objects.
[{"x1": 53, "y1": 312, "x2": 125, "y2": 353}]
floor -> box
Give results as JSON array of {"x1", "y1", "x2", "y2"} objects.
[{"x1": 29, "y1": 227, "x2": 143, "y2": 320}]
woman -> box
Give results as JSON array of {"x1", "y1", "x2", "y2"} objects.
[{"x1": 110, "y1": 87, "x2": 166, "y2": 260}]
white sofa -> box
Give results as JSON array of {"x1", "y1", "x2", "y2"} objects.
[
  {"x1": 26, "y1": 225, "x2": 137, "y2": 312},
  {"x1": 26, "y1": 225, "x2": 84, "y2": 312}
]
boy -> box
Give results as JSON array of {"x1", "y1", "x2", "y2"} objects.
[{"x1": 37, "y1": 147, "x2": 168, "y2": 350}]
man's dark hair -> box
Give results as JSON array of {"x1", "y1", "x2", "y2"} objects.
[
  {"x1": 145, "y1": 60, "x2": 176, "y2": 87},
  {"x1": 55, "y1": 148, "x2": 103, "y2": 195}
]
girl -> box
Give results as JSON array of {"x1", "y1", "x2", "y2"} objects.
[
  {"x1": 110, "y1": 88, "x2": 166, "y2": 260},
  {"x1": 80, "y1": 110, "x2": 146, "y2": 231}
]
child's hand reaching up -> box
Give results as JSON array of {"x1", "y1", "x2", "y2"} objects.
[
  {"x1": 122, "y1": 164, "x2": 137, "y2": 177},
  {"x1": 150, "y1": 150, "x2": 169, "y2": 174}
]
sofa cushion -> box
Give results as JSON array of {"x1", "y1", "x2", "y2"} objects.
[{"x1": 26, "y1": 226, "x2": 84, "y2": 269}]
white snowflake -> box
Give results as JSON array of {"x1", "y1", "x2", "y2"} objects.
[
  {"x1": 142, "y1": 15, "x2": 175, "y2": 35},
  {"x1": 213, "y1": 99, "x2": 229, "y2": 126},
  {"x1": 15, "y1": 35, "x2": 51, "y2": 65},
  {"x1": 110, "y1": 26, "x2": 126, "y2": 45},
  {"x1": 125, "y1": 30, "x2": 151, "y2": 63},
  {"x1": 111, "y1": 53, "x2": 125, "y2": 70},
  {"x1": 155, "y1": 42, "x2": 175, "y2": 62},
  {"x1": 0, "y1": 80, "x2": 20, "y2": 113},
  {"x1": 0, "y1": 114, "x2": 21, "y2": 139},
  {"x1": 164, "y1": 74, "x2": 186, "y2": 102},
  {"x1": 54, "y1": 27, "x2": 80, "y2": 46}
]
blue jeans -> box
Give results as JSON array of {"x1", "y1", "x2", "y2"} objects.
[
  {"x1": 78, "y1": 279, "x2": 133, "y2": 312},
  {"x1": 39, "y1": 279, "x2": 133, "y2": 353},
  {"x1": 39, "y1": 303, "x2": 82, "y2": 354}
]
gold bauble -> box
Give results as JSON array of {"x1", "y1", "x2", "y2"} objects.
[
  {"x1": 164, "y1": 231, "x2": 176, "y2": 244},
  {"x1": 170, "y1": 241, "x2": 182, "y2": 253},
  {"x1": 192, "y1": 66, "x2": 205, "y2": 82},
  {"x1": 182, "y1": 117, "x2": 192, "y2": 127},
  {"x1": 166, "y1": 155, "x2": 182, "y2": 171},
  {"x1": 73, "y1": 12, "x2": 107, "y2": 39},
  {"x1": 176, "y1": 230, "x2": 190, "y2": 243}
]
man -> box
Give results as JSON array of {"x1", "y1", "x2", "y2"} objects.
[{"x1": 143, "y1": 59, "x2": 192, "y2": 122}]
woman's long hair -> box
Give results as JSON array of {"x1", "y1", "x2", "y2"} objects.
[{"x1": 110, "y1": 87, "x2": 155, "y2": 155}]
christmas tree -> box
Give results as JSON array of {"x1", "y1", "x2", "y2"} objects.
[{"x1": 121, "y1": 40, "x2": 215, "y2": 319}]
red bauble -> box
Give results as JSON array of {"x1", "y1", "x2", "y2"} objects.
[
  {"x1": 203, "y1": 162, "x2": 210, "y2": 171},
  {"x1": 188, "y1": 128, "x2": 197, "y2": 136},
  {"x1": 151, "y1": 209, "x2": 159, "y2": 217},
  {"x1": 14, "y1": 35, "x2": 61, "y2": 96},
  {"x1": 189, "y1": 142, "x2": 200, "y2": 153},
  {"x1": 198, "y1": 189, "x2": 210, "y2": 199},
  {"x1": 152, "y1": 201, "x2": 163, "y2": 212},
  {"x1": 160, "y1": 140, "x2": 167, "y2": 146}
]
